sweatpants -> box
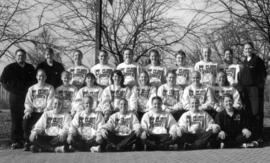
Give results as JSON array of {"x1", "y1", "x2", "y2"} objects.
[
  {"x1": 105, "y1": 131, "x2": 138, "y2": 151},
  {"x1": 69, "y1": 135, "x2": 101, "y2": 151},
  {"x1": 23, "y1": 112, "x2": 43, "y2": 144},
  {"x1": 143, "y1": 133, "x2": 175, "y2": 150},
  {"x1": 180, "y1": 131, "x2": 217, "y2": 149},
  {"x1": 32, "y1": 135, "x2": 67, "y2": 152},
  {"x1": 217, "y1": 134, "x2": 253, "y2": 148}
]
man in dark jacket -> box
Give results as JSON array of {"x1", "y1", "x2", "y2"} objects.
[
  {"x1": 36, "y1": 48, "x2": 65, "y2": 88},
  {"x1": 0, "y1": 49, "x2": 35, "y2": 149},
  {"x1": 239, "y1": 42, "x2": 267, "y2": 146}
]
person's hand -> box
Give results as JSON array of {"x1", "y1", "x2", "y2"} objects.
[
  {"x1": 23, "y1": 112, "x2": 31, "y2": 119},
  {"x1": 96, "y1": 134, "x2": 103, "y2": 144},
  {"x1": 242, "y1": 128, "x2": 252, "y2": 138},
  {"x1": 216, "y1": 106, "x2": 223, "y2": 112},
  {"x1": 140, "y1": 131, "x2": 148, "y2": 140},
  {"x1": 218, "y1": 131, "x2": 226, "y2": 140},
  {"x1": 101, "y1": 129, "x2": 108, "y2": 139},
  {"x1": 29, "y1": 132, "x2": 37, "y2": 142},
  {"x1": 170, "y1": 132, "x2": 178, "y2": 140},
  {"x1": 211, "y1": 124, "x2": 220, "y2": 134},
  {"x1": 190, "y1": 124, "x2": 199, "y2": 134}
]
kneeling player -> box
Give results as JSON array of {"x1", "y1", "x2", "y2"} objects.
[
  {"x1": 215, "y1": 94, "x2": 255, "y2": 148},
  {"x1": 101, "y1": 98, "x2": 141, "y2": 151},
  {"x1": 29, "y1": 96, "x2": 72, "y2": 153},
  {"x1": 67, "y1": 96, "x2": 105, "y2": 152},
  {"x1": 141, "y1": 96, "x2": 178, "y2": 150},
  {"x1": 177, "y1": 97, "x2": 219, "y2": 150}
]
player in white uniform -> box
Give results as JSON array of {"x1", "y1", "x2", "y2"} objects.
[
  {"x1": 68, "y1": 50, "x2": 90, "y2": 89},
  {"x1": 23, "y1": 69, "x2": 54, "y2": 151},
  {"x1": 56, "y1": 71, "x2": 78, "y2": 114},
  {"x1": 68, "y1": 96, "x2": 105, "y2": 152},
  {"x1": 29, "y1": 96, "x2": 72, "y2": 152},
  {"x1": 194, "y1": 47, "x2": 219, "y2": 86},
  {"x1": 145, "y1": 49, "x2": 167, "y2": 87},
  {"x1": 117, "y1": 49, "x2": 142, "y2": 88},
  {"x1": 91, "y1": 50, "x2": 115, "y2": 88},
  {"x1": 100, "y1": 98, "x2": 141, "y2": 151},
  {"x1": 173, "y1": 50, "x2": 193, "y2": 87},
  {"x1": 130, "y1": 70, "x2": 157, "y2": 120}
]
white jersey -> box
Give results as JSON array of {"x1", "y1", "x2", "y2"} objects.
[
  {"x1": 157, "y1": 84, "x2": 184, "y2": 112},
  {"x1": 24, "y1": 83, "x2": 54, "y2": 113},
  {"x1": 146, "y1": 64, "x2": 167, "y2": 87},
  {"x1": 56, "y1": 85, "x2": 78, "y2": 113},
  {"x1": 91, "y1": 63, "x2": 115, "y2": 87},
  {"x1": 69, "y1": 111, "x2": 105, "y2": 140},
  {"x1": 117, "y1": 62, "x2": 141, "y2": 87},
  {"x1": 130, "y1": 85, "x2": 157, "y2": 113},
  {"x1": 174, "y1": 66, "x2": 193, "y2": 86},
  {"x1": 141, "y1": 110, "x2": 177, "y2": 135},
  {"x1": 32, "y1": 110, "x2": 71, "y2": 136},
  {"x1": 178, "y1": 110, "x2": 215, "y2": 134},
  {"x1": 194, "y1": 61, "x2": 219, "y2": 86},
  {"x1": 102, "y1": 112, "x2": 140, "y2": 136},
  {"x1": 211, "y1": 85, "x2": 242, "y2": 110},
  {"x1": 98, "y1": 85, "x2": 131, "y2": 113},
  {"x1": 68, "y1": 65, "x2": 90, "y2": 88},
  {"x1": 225, "y1": 64, "x2": 241, "y2": 86},
  {"x1": 182, "y1": 84, "x2": 213, "y2": 110}
]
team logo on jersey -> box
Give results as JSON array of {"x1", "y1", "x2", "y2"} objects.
[
  {"x1": 78, "y1": 116, "x2": 97, "y2": 129},
  {"x1": 46, "y1": 117, "x2": 64, "y2": 129},
  {"x1": 115, "y1": 116, "x2": 132, "y2": 135},
  {"x1": 149, "y1": 116, "x2": 167, "y2": 128}
]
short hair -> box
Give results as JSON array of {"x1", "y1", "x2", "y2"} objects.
[
  {"x1": 15, "y1": 49, "x2": 26, "y2": 56},
  {"x1": 244, "y1": 41, "x2": 254, "y2": 49},
  {"x1": 36, "y1": 68, "x2": 46, "y2": 76},
  {"x1": 166, "y1": 69, "x2": 176, "y2": 77},
  {"x1": 85, "y1": 72, "x2": 98, "y2": 86},
  {"x1": 222, "y1": 93, "x2": 233, "y2": 102},
  {"x1": 151, "y1": 96, "x2": 162, "y2": 103},
  {"x1": 45, "y1": 48, "x2": 54, "y2": 55},
  {"x1": 224, "y1": 48, "x2": 233, "y2": 54},
  {"x1": 176, "y1": 50, "x2": 186, "y2": 57},
  {"x1": 110, "y1": 70, "x2": 125, "y2": 87}
]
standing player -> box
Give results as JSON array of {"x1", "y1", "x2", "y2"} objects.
[
  {"x1": 91, "y1": 50, "x2": 115, "y2": 88},
  {"x1": 29, "y1": 96, "x2": 72, "y2": 153},
  {"x1": 194, "y1": 47, "x2": 219, "y2": 86},
  {"x1": 117, "y1": 49, "x2": 141, "y2": 88},
  {"x1": 23, "y1": 69, "x2": 54, "y2": 151},
  {"x1": 68, "y1": 50, "x2": 90, "y2": 89},
  {"x1": 145, "y1": 49, "x2": 167, "y2": 87}
]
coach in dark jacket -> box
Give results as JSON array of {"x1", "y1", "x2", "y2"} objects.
[
  {"x1": 36, "y1": 48, "x2": 65, "y2": 88},
  {"x1": 239, "y1": 42, "x2": 266, "y2": 145},
  {"x1": 0, "y1": 49, "x2": 35, "y2": 149}
]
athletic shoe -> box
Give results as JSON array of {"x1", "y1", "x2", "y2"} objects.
[
  {"x1": 23, "y1": 143, "x2": 30, "y2": 151},
  {"x1": 90, "y1": 145, "x2": 101, "y2": 153},
  {"x1": 241, "y1": 142, "x2": 257, "y2": 148},
  {"x1": 54, "y1": 146, "x2": 66, "y2": 153},
  {"x1": 11, "y1": 143, "x2": 20, "y2": 150}
]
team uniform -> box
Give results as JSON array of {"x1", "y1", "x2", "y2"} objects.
[
  {"x1": 173, "y1": 66, "x2": 193, "y2": 87},
  {"x1": 56, "y1": 85, "x2": 78, "y2": 113},
  {"x1": 211, "y1": 85, "x2": 242, "y2": 111},
  {"x1": 194, "y1": 61, "x2": 219, "y2": 86},
  {"x1": 23, "y1": 83, "x2": 55, "y2": 144},
  {"x1": 129, "y1": 85, "x2": 157, "y2": 120},
  {"x1": 91, "y1": 63, "x2": 115, "y2": 88},
  {"x1": 215, "y1": 109, "x2": 252, "y2": 148},
  {"x1": 101, "y1": 112, "x2": 141, "y2": 151},
  {"x1": 145, "y1": 65, "x2": 167, "y2": 87},
  {"x1": 141, "y1": 111, "x2": 177, "y2": 150},
  {"x1": 220, "y1": 63, "x2": 241, "y2": 87},
  {"x1": 30, "y1": 110, "x2": 72, "y2": 152},
  {"x1": 157, "y1": 84, "x2": 184, "y2": 120},
  {"x1": 68, "y1": 65, "x2": 90, "y2": 89},
  {"x1": 178, "y1": 110, "x2": 218, "y2": 149},
  {"x1": 69, "y1": 111, "x2": 105, "y2": 151},
  {"x1": 116, "y1": 62, "x2": 141, "y2": 87}
]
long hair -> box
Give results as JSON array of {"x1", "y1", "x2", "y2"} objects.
[
  {"x1": 110, "y1": 70, "x2": 125, "y2": 87},
  {"x1": 138, "y1": 70, "x2": 150, "y2": 86},
  {"x1": 85, "y1": 72, "x2": 99, "y2": 86}
]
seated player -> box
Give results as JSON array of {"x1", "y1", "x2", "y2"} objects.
[
  {"x1": 177, "y1": 97, "x2": 219, "y2": 150},
  {"x1": 56, "y1": 71, "x2": 78, "y2": 114},
  {"x1": 100, "y1": 98, "x2": 141, "y2": 151},
  {"x1": 157, "y1": 70, "x2": 185, "y2": 120},
  {"x1": 130, "y1": 70, "x2": 157, "y2": 120},
  {"x1": 23, "y1": 69, "x2": 54, "y2": 151},
  {"x1": 29, "y1": 96, "x2": 72, "y2": 153},
  {"x1": 215, "y1": 94, "x2": 255, "y2": 148},
  {"x1": 67, "y1": 96, "x2": 105, "y2": 152},
  {"x1": 141, "y1": 96, "x2": 178, "y2": 150}
]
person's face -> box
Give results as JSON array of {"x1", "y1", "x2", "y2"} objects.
[
  {"x1": 139, "y1": 73, "x2": 148, "y2": 85},
  {"x1": 150, "y1": 52, "x2": 159, "y2": 65},
  {"x1": 223, "y1": 96, "x2": 233, "y2": 111},
  {"x1": 224, "y1": 50, "x2": 233, "y2": 64},
  {"x1": 99, "y1": 52, "x2": 108, "y2": 64},
  {"x1": 53, "y1": 99, "x2": 63, "y2": 114},
  {"x1": 15, "y1": 51, "x2": 26, "y2": 64},
  {"x1": 62, "y1": 73, "x2": 70, "y2": 85},
  {"x1": 45, "y1": 50, "x2": 53, "y2": 62},
  {"x1": 190, "y1": 98, "x2": 199, "y2": 112},
  {"x1": 112, "y1": 73, "x2": 121, "y2": 85},
  {"x1": 36, "y1": 71, "x2": 46, "y2": 83},
  {"x1": 85, "y1": 76, "x2": 94, "y2": 86},
  {"x1": 124, "y1": 50, "x2": 133, "y2": 63},
  {"x1": 152, "y1": 98, "x2": 162, "y2": 112},
  {"x1": 73, "y1": 51, "x2": 82, "y2": 64},
  {"x1": 217, "y1": 73, "x2": 226, "y2": 86},
  {"x1": 176, "y1": 54, "x2": 185, "y2": 65},
  {"x1": 202, "y1": 48, "x2": 211, "y2": 61},
  {"x1": 83, "y1": 98, "x2": 93, "y2": 112},
  {"x1": 191, "y1": 72, "x2": 201, "y2": 86},
  {"x1": 243, "y1": 44, "x2": 253, "y2": 57},
  {"x1": 166, "y1": 73, "x2": 176, "y2": 86},
  {"x1": 119, "y1": 100, "x2": 128, "y2": 114}
]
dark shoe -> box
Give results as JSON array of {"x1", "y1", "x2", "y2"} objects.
[
  {"x1": 183, "y1": 143, "x2": 192, "y2": 150},
  {"x1": 11, "y1": 143, "x2": 20, "y2": 150},
  {"x1": 23, "y1": 143, "x2": 30, "y2": 151}
]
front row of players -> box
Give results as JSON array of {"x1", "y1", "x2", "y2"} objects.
[{"x1": 27, "y1": 94, "x2": 255, "y2": 153}]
